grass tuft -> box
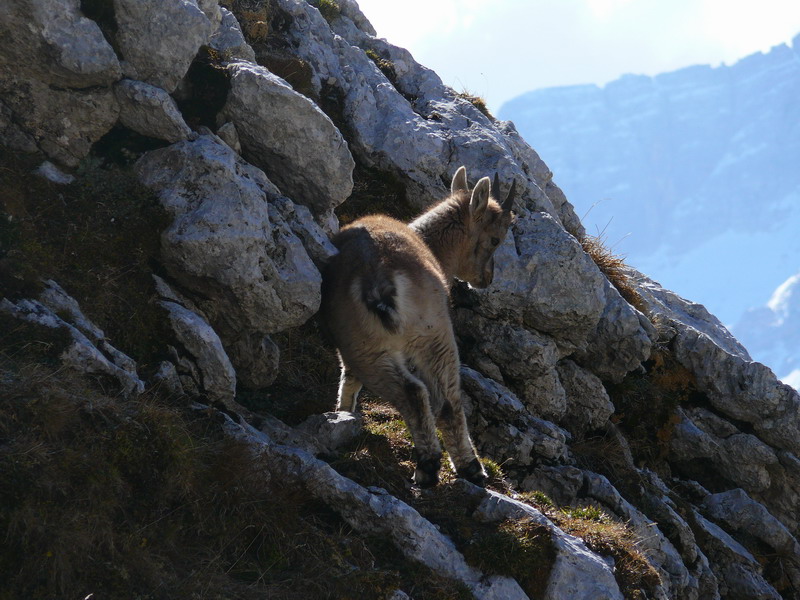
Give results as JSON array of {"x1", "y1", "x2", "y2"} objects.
[
  {"x1": 366, "y1": 49, "x2": 399, "y2": 85},
  {"x1": 580, "y1": 233, "x2": 646, "y2": 313},
  {"x1": 456, "y1": 91, "x2": 493, "y2": 120}
]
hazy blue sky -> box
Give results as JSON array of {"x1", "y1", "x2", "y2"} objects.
[{"x1": 357, "y1": 0, "x2": 800, "y2": 112}]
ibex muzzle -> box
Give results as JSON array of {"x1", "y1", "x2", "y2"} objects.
[{"x1": 321, "y1": 166, "x2": 516, "y2": 487}]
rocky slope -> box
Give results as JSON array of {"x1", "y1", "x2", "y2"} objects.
[
  {"x1": 497, "y1": 36, "x2": 800, "y2": 331},
  {"x1": 1, "y1": 1, "x2": 799, "y2": 598}
]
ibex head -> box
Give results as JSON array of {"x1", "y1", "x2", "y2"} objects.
[{"x1": 450, "y1": 166, "x2": 516, "y2": 288}]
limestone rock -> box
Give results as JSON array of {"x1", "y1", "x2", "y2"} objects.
[
  {"x1": 692, "y1": 511, "x2": 781, "y2": 600},
  {"x1": 221, "y1": 62, "x2": 354, "y2": 215},
  {"x1": 472, "y1": 486, "x2": 627, "y2": 600},
  {"x1": 273, "y1": 0, "x2": 581, "y2": 230},
  {"x1": 209, "y1": 7, "x2": 256, "y2": 62},
  {"x1": 296, "y1": 411, "x2": 364, "y2": 455},
  {"x1": 0, "y1": 77, "x2": 119, "y2": 167},
  {"x1": 460, "y1": 366, "x2": 571, "y2": 470},
  {"x1": 136, "y1": 134, "x2": 322, "y2": 342},
  {"x1": 0, "y1": 0, "x2": 121, "y2": 88},
  {"x1": 556, "y1": 359, "x2": 614, "y2": 436},
  {"x1": 216, "y1": 121, "x2": 242, "y2": 153},
  {"x1": 34, "y1": 161, "x2": 75, "y2": 185},
  {"x1": 159, "y1": 300, "x2": 237, "y2": 410},
  {"x1": 1, "y1": 282, "x2": 143, "y2": 397},
  {"x1": 671, "y1": 407, "x2": 779, "y2": 494},
  {"x1": 574, "y1": 279, "x2": 655, "y2": 382},
  {"x1": 114, "y1": 79, "x2": 192, "y2": 143},
  {"x1": 465, "y1": 212, "x2": 606, "y2": 351},
  {"x1": 455, "y1": 310, "x2": 566, "y2": 421},
  {"x1": 113, "y1": 0, "x2": 217, "y2": 92}
]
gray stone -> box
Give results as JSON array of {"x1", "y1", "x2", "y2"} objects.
[
  {"x1": 1, "y1": 284, "x2": 143, "y2": 397},
  {"x1": 114, "y1": 79, "x2": 192, "y2": 143},
  {"x1": 221, "y1": 62, "x2": 355, "y2": 215},
  {"x1": 583, "y1": 471, "x2": 698, "y2": 600},
  {"x1": 113, "y1": 0, "x2": 216, "y2": 92},
  {"x1": 574, "y1": 279, "x2": 655, "y2": 382},
  {"x1": 557, "y1": 360, "x2": 614, "y2": 436},
  {"x1": 467, "y1": 212, "x2": 606, "y2": 352},
  {"x1": 671, "y1": 408, "x2": 779, "y2": 493},
  {"x1": 268, "y1": 195, "x2": 338, "y2": 269},
  {"x1": 0, "y1": 77, "x2": 119, "y2": 167},
  {"x1": 216, "y1": 121, "x2": 242, "y2": 153},
  {"x1": 460, "y1": 366, "x2": 571, "y2": 468},
  {"x1": 702, "y1": 489, "x2": 800, "y2": 557},
  {"x1": 0, "y1": 0, "x2": 121, "y2": 88},
  {"x1": 227, "y1": 333, "x2": 280, "y2": 389},
  {"x1": 159, "y1": 300, "x2": 237, "y2": 409},
  {"x1": 521, "y1": 466, "x2": 585, "y2": 505},
  {"x1": 455, "y1": 311, "x2": 566, "y2": 421},
  {"x1": 136, "y1": 135, "x2": 322, "y2": 340},
  {"x1": 153, "y1": 361, "x2": 185, "y2": 398},
  {"x1": 34, "y1": 161, "x2": 75, "y2": 185},
  {"x1": 692, "y1": 511, "x2": 781, "y2": 600},
  {"x1": 209, "y1": 7, "x2": 256, "y2": 62},
  {"x1": 273, "y1": 0, "x2": 581, "y2": 230},
  {"x1": 296, "y1": 411, "x2": 364, "y2": 455}
]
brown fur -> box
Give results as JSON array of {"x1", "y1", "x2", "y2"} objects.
[{"x1": 321, "y1": 167, "x2": 515, "y2": 487}]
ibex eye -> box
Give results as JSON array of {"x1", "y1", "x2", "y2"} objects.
[{"x1": 491, "y1": 237, "x2": 500, "y2": 246}]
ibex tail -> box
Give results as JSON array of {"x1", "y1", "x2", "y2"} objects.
[{"x1": 361, "y1": 271, "x2": 400, "y2": 333}]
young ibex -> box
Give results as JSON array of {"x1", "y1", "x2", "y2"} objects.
[{"x1": 321, "y1": 167, "x2": 516, "y2": 487}]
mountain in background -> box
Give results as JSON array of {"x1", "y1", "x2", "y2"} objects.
[{"x1": 499, "y1": 33, "x2": 800, "y2": 386}]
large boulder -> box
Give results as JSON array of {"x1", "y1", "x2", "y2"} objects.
[
  {"x1": 0, "y1": 0, "x2": 121, "y2": 166},
  {"x1": 136, "y1": 134, "x2": 324, "y2": 383},
  {"x1": 0, "y1": 0, "x2": 120, "y2": 87},
  {"x1": 220, "y1": 61, "x2": 354, "y2": 216},
  {"x1": 114, "y1": 79, "x2": 192, "y2": 143},
  {"x1": 113, "y1": 0, "x2": 218, "y2": 92}
]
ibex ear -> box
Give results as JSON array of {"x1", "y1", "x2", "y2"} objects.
[
  {"x1": 451, "y1": 166, "x2": 468, "y2": 194},
  {"x1": 470, "y1": 177, "x2": 491, "y2": 218}
]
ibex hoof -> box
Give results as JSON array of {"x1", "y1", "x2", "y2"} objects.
[
  {"x1": 413, "y1": 456, "x2": 441, "y2": 488},
  {"x1": 458, "y1": 458, "x2": 488, "y2": 488}
]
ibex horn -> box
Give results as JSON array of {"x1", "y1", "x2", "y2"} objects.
[
  {"x1": 492, "y1": 172, "x2": 501, "y2": 200},
  {"x1": 502, "y1": 179, "x2": 517, "y2": 212}
]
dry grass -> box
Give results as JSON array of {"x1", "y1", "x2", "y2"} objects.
[
  {"x1": 0, "y1": 149, "x2": 172, "y2": 372},
  {"x1": 456, "y1": 91, "x2": 493, "y2": 120},
  {"x1": 0, "y1": 355, "x2": 476, "y2": 600},
  {"x1": 580, "y1": 234, "x2": 646, "y2": 313},
  {"x1": 516, "y1": 492, "x2": 662, "y2": 600}
]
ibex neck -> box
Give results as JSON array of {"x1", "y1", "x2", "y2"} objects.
[{"x1": 409, "y1": 197, "x2": 468, "y2": 284}]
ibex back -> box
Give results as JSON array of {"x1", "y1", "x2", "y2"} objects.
[{"x1": 321, "y1": 166, "x2": 516, "y2": 487}]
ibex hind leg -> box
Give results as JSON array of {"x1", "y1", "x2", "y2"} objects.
[
  {"x1": 336, "y1": 355, "x2": 362, "y2": 412},
  {"x1": 360, "y1": 356, "x2": 442, "y2": 487},
  {"x1": 416, "y1": 341, "x2": 488, "y2": 487}
]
